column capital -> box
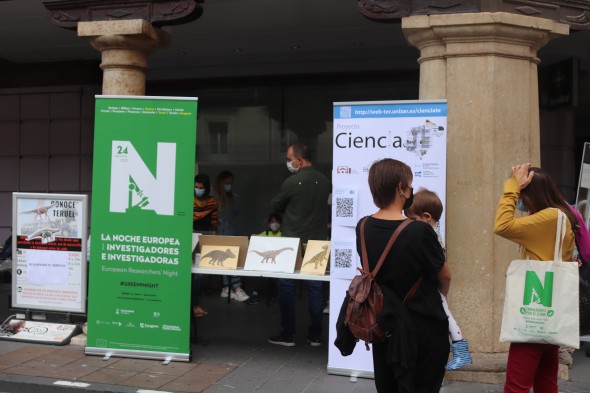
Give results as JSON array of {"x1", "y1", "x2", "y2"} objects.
[
  {"x1": 77, "y1": 19, "x2": 170, "y2": 95},
  {"x1": 403, "y1": 12, "x2": 569, "y2": 64},
  {"x1": 78, "y1": 19, "x2": 170, "y2": 53}
]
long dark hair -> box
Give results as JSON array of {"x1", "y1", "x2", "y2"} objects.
[
  {"x1": 215, "y1": 170, "x2": 234, "y2": 212},
  {"x1": 520, "y1": 167, "x2": 578, "y2": 229}
]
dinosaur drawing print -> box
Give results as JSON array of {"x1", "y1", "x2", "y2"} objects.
[
  {"x1": 250, "y1": 247, "x2": 293, "y2": 264},
  {"x1": 302, "y1": 245, "x2": 329, "y2": 269},
  {"x1": 25, "y1": 227, "x2": 60, "y2": 244},
  {"x1": 201, "y1": 248, "x2": 236, "y2": 267}
]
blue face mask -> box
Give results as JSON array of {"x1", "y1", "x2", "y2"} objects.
[
  {"x1": 224, "y1": 184, "x2": 232, "y2": 193},
  {"x1": 516, "y1": 199, "x2": 528, "y2": 212},
  {"x1": 195, "y1": 188, "x2": 205, "y2": 197}
]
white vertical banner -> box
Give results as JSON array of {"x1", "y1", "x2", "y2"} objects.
[{"x1": 328, "y1": 100, "x2": 447, "y2": 377}]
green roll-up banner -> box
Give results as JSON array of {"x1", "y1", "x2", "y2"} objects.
[{"x1": 86, "y1": 96, "x2": 197, "y2": 362}]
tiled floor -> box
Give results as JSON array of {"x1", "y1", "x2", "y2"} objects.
[{"x1": 0, "y1": 345, "x2": 235, "y2": 393}]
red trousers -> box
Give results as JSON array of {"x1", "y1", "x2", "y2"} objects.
[{"x1": 504, "y1": 343, "x2": 558, "y2": 393}]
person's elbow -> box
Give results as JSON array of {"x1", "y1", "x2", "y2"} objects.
[
  {"x1": 438, "y1": 270, "x2": 451, "y2": 287},
  {"x1": 494, "y1": 219, "x2": 510, "y2": 236},
  {"x1": 436, "y1": 262, "x2": 451, "y2": 296}
]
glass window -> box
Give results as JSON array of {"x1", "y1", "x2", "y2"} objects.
[{"x1": 154, "y1": 75, "x2": 418, "y2": 236}]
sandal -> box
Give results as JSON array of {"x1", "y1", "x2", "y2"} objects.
[{"x1": 193, "y1": 306, "x2": 208, "y2": 318}]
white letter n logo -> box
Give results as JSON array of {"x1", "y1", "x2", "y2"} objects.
[{"x1": 109, "y1": 141, "x2": 176, "y2": 216}]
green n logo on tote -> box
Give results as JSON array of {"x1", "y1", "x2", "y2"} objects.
[{"x1": 523, "y1": 271, "x2": 554, "y2": 307}]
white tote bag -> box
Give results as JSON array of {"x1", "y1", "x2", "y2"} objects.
[{"x1": 500, "y1": 209, "x2": 580, "y2": 348}]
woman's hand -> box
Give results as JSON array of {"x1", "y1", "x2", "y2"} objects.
[{"x1": 511, "y1": 163, "x2": 534, "y2": 190}]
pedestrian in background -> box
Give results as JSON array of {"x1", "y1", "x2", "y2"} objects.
[
  {"x1": 268, "y1": 142, "x2": 330, "y2": 347},
  {"x1": 360, "y1": 158, "x2": 450, "y2": 393},
  {"x1": 215, "y1": 170, "x2": 249, "y2": 302},
  {"x1": 495, "y1": 163, "x2": 576, "y2": 393},
  {"x1": 192, "y1": 173, "x2": 217, "y2": 318}
]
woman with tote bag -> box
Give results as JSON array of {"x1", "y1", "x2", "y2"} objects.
[{"x1": 494, "y1": 163, "x2": 577, "y2": 393}]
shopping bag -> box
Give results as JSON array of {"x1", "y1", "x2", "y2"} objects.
[
  {"x1": 500, "y1": 259, "x2": 579, "y2": 347},
  {"x1": 500, "y1": 210, "x2": 580, "y2": 348}
]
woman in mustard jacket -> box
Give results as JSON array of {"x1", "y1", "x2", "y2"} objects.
[{"x1": 494, "y1": 163, "x2": 577, "y2": 393}]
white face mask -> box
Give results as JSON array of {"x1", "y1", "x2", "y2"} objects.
[
  {"x1": 195, "y1": 188, "x2": 205, "y2": 197},
  {"x1": 286, "y1": 160, "x2": 299, "y2": 174},
  {"x1": 269, "y1": 222, "x2": 280, "y2": 232}
]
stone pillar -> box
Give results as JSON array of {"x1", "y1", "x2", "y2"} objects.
[
  {"x1": 402, "y1": 13, "x2": 568, "y2": 383},
  {"x1": 78, "y1": 20, "x2": 170, "y2": 95}
]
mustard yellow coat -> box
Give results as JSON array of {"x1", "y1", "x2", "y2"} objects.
[{"x1": 494, "y1": 176, "x2": 574, "y2": 261}]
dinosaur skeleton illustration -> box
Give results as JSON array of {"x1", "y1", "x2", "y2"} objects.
[
  {"x1": 302, "y1": 245, "x2": 329, "y2": 269},
  {"x1": 25, "y1": 227, "x2": 60, "y2": 244},
  {"x1": 19, "y1": 203, "x2": 58, "y2": 221},
  {"x1": 201, "y1": 248, "x2": 236, "y2": 267},
  {"x1": 250, "y1": 247, "x2": 293, "y2": 264}
]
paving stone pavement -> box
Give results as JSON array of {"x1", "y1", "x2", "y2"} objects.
[{"x1": 0, "y1": 287, "x2": 588, "y2": 393}]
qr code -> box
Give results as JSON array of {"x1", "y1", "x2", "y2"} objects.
[
  {"x1": 339, "y1": 106, "x2": 352, "y2": 118},
  {"x1": 334, "y1": 248, "x2": 352, "y2": 268},
  {"x1": 336, "y1": 197, "x2": 354, "y2": 218}
]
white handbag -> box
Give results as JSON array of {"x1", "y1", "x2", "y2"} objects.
[{"x1": 500, "y1": 209, "x2": 580, "y2": 348}]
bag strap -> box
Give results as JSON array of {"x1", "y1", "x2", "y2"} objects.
[
  {"x1": 360, "y1": 216, "x2": 412, "y2": 277},
  {"x1": 403, "y1": 276, "x2": 423, "y2": 303},
  {"x1": 554, "y1": 209, "x2": 567, "y2": 262}
]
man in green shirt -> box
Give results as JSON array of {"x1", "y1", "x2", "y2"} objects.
[{"x1": 268, "y1": 142, "x2": 330, "y2": 347}]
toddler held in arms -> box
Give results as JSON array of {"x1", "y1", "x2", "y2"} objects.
[{"x1": 405, "y1": 188, "x2": 473, "y2": 371}]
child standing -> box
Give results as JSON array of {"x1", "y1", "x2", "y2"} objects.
[
  {"x1": 259, "y1": 213, "x2": 282, "y2": 237},
  {"x1": 405, "y1": 188, "x2": 473, "y2": 371}
]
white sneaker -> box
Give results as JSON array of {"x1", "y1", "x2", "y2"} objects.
[
  {"x1": 220, "y1": 287, "x2": 236, "y2": 299},
  {"x1": 233, "y1": 287, "x2": 250, "y2": 302}
]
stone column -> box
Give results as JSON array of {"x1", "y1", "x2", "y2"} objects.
[
  {"x1": 78, "y1": 20, "x2": 170, "y2": 95},
  {"x1": 402, "y1": 13, "x2": 568, "y2": 383}
]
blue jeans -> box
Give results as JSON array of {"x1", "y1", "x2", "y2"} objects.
[
  {"x1": 191, "y1": 273, "x2": 202, "y2": 307},
  {"x1": 222, "y1": 275, "x2": 243, "y2": 289},
  {"x1": 278, "y1": 278, "x2": 324, "y2": 340}
]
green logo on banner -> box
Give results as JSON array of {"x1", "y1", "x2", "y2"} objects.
[
  {"x1": 110, "y1": 141, "x2": 176, "y2": 216},
  {"x1": 523, "y1": 271, "x2": 554, "y2": 307},
  {"x1": 88, "y1": 96, "x2": 197, "y2": 360}
]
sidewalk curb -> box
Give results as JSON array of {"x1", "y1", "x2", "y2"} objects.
[{"x1": 0, "y1": 372, "x2": 141, "y2": 393}]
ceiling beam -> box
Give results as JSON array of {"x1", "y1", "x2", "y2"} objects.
[{"x1": 43, "y1": 0, "x2": 203, "y2": 30}]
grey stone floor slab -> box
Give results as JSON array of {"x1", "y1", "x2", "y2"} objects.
[{"x1": 0, "y1": 287, "x2": 589, "y2": 392}]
